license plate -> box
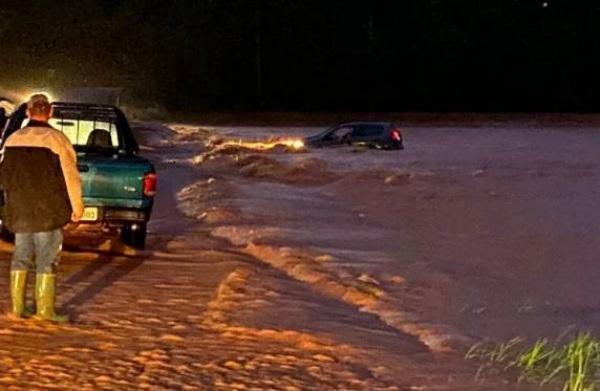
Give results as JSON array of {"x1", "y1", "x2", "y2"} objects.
[{"x1": 81, "y1": 207, "x2": 99, "y2": 222}]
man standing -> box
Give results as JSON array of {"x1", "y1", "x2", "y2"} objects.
[{"x1": 0, "y1": 94, "x2": 83, "y2": 323}]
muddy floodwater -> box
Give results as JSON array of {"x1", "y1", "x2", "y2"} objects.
[{"x1": 0, "y1": 117, "x2": 598, "y2": 389}]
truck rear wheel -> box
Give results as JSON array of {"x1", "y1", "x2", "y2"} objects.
[{"x1": 121, "y1": 223, "x2": 147, "y2": 250}]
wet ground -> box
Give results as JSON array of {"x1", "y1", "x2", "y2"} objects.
[
  {"x1": 1, "y1": 117, "x2": 594, "y2": 389},
  {"x1": 0, "y1": 131, "x2": 410, "y2": 390}
]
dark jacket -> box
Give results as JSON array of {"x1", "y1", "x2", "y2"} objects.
[
  {"x1": 0, "y1": 108, "x2": 6, "y2": 131},
  {"x1": 0, "y1": 122, "x2": 83, "y2": 233}
]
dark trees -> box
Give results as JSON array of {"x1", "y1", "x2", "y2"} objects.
[{"x1": 0, "y1": 1, "x2": 597, "y2": 111}]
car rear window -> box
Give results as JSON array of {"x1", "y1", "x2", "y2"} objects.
[
  {"x1": 49, "y1": 118, "x2": 119, "y2": 148},
  {"x1": 19, "y1": 117, "x2": 120, "y2": 149},
  {"x1": 2, "y1": 103, "x2": 140, "y2": 154}
]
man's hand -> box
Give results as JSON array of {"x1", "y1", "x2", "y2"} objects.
[{"x1": 71, "y1": 210, "x2": 83, "y2": 223}]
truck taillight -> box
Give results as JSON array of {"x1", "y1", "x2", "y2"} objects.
[{"x1": 143, "y1": 172, "x2": 157, "y2": 197}]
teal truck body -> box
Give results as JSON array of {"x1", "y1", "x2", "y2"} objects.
[{"x1": 1, "y1": 102, "x2": 156, "y2": 248}]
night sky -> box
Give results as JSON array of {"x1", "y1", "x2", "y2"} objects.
[{"x1": 0, "y1": 1, "x2": 597, "y2": 111}]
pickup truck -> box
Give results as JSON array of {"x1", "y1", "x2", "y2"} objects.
[{"x1": 0, "y1": 102, "x2": 156, "y2": 249}]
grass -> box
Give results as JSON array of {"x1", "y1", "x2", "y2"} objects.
[{"x1": 466, "y1": 332, "x2": 600, "y2": 391}]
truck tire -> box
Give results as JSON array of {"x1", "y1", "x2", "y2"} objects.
[{"x1": 121, "y1": 223, "x2": 147, "y2": 250}]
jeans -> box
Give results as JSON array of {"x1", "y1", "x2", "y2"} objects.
[{"x1": 11, "y1": 229, "x2": 63, "y2": 274}]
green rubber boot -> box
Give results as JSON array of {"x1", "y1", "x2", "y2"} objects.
[
  {"x1": 9, "y1": 270, "x2": 28, "y2": 318},
  {"x1": 34, "y1": 274, "x2": 69, "y2": 323}
]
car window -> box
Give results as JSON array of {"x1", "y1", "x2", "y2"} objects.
[
  {"x1": 50, "y1": 118, "x2": 119, "y2": 147},
  {"x1": 2, "y1": 103, "x2": 138, "y2": 154},
  {"x1": 352, "y1": 125, "x2": 384, "y2": 138},
  {"x1": 324, "y1": 126, "x2": 353, "y2": 141},
  {"x1": 20, "y1": 117, "x2": 120, "y2": 148}
]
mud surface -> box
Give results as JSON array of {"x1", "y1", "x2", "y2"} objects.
[{"x1": 0, "y1": 119, "x2": 588, "y2": 389}]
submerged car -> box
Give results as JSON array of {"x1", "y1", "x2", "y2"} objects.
[
  {"x1": 0, "y1": 102, "x2": 156, "y2": 249},
  {"x1": 304, "y1": 122, "x2": 403, "y2": 150}
]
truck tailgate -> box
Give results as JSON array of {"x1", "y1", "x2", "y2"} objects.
[{"x1": 78, "y1": 155, "x2": 151, "y2": 200}]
